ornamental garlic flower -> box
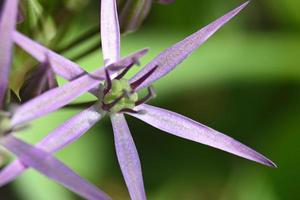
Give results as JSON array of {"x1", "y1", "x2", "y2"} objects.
[{"x1": 0, "y1": 0, "x2": 276, "y2": 200}]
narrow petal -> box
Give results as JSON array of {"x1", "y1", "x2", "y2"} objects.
[
  {"x1": 13, "y1": 31, "x2": 85, "y2": 81},
  {"x1": 11, "y1": 48, "x2": 148, "y2": 126},
  {"x1": 111, "y1": 114, "x2": 146, "y2": 200},
  {"x1": 0, "y1": 0, "x2": 19, "y2": 107},
  {"x1": 129, "y1": 104, "x2": 277, "y2": 167},
  {"x1": 101, "y1": 0, "x2": 120, "y2": 65},
  {"x1": 130, "y1": 1, "x2": 250, "y2": 91},
  {"x1": 0, "y1": 104, "x2": 103, "y2": 186},
  {"x1": 0, "y1": 136, "x2": 111, "y2": 200}
]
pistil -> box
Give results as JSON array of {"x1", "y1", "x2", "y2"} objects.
[{"x1": 100, "y1": 65, "x2": 158, "y2": 114}]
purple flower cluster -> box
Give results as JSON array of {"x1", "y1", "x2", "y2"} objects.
[{"x1": 0, "y1": 0, "x2": 276, "y2": 199}]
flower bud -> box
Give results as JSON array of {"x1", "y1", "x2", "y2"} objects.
[{"x1": 20, "y1": 61, "x2": 58, "y2": 102}]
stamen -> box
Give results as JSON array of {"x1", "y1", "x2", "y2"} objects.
[
  {"x1": 63, "y1": 101, "x2": 97, "y2": 109},
  {"x1": 102, "y1": 94, "x2": 125, "y2": 111},
  {"x1": 119, "y1": 108, "x2": 140, "y2": 114},
  {"x1": 135, "y1": 86, "x2": 156, "y2": 106},
  {"x1": 70, "y1": 72, "x2": 87, "y2": 81},
  {"x1": 115, "y1": 62, "x2": 135, "y2": 80},
  {"x1": 130, "y1": 65, "x2": 158, "y2": 90},
  {"x1": 119, "y1": 108, "x2": 146, "y2": 114},
  {"x1": 103, "y1": 69, "x2": 112, "y2": 95}
]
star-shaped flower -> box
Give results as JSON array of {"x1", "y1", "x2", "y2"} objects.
[{"x1": 0, "y1": 0, "x2": 276, "y2": 199}]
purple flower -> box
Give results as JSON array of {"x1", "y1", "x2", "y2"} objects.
[{"x1": 0, "y1": 0, "x2": 276, "y2": 199}]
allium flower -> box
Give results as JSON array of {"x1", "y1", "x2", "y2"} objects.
[{"x1": 0, "y1": 0, "x2": 276, "y2": 199}]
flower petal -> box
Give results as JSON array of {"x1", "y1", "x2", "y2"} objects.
[
  {"x1": 38, "y1": 105, "x2": 103, "y2": 152},
  {"x1": 13, "y1": 31, "x2": 85, "y2": 81},
  {"x1": 101, "y1": 0, "x2": 120, "y2": 65},
  {"x1": 10, "y1": 48, "x2": 148, "y2": 126},
  {"x1": 0, "y1": 104, "x2": 103, "y2": 186},
  {"x1": 129, "y1": 104, "x2": 277, "y2": 167},
  {"x1": 111, "y1": 114, "x2": 146, "y2": 200},
  {"x1": 0, "y1": 0, "x2": 19, "y2": 107},
  {"x1": 130, "y1": 1, "x2": 250, "y2": 91},
  {"x1": 0, "y1": 136, "x2": 111, "y2": 200}
]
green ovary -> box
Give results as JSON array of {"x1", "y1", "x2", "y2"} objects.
[{"x1": 103, "y1": 78, "x2": 138, "y2": 113}]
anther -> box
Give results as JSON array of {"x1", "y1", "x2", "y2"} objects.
[
  {"x1": 135, "y1": 86, "x2": 156, "y2": 106},
  {"x1": 103, "y1": 69, "x2": 112, "y2": 95},
  {"x1": 115, "y1": 62, "x2": 135, "y2": 80},
  {"x1": 130, "y1": 65, "x2": 158, "y2": 90}
]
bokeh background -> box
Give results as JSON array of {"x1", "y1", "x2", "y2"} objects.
[{"x1": 1, "y1": 0, "x2": 300, "y2": 199}]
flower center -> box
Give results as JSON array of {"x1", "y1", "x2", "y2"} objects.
[
  {"x1": 101, "y1": 78, "x2": 138, "y2": 113},
  {"x1": 98, "y1": 63, "x2": 158, "y2": 114}
]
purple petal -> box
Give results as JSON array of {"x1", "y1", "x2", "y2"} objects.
[
  {"x1": 37, "y1": 105, "x2": 102, "y2": 153},
  {"x1": 101, "y1": 0, "x2": 120, "y2": 65},
  {"x1": 0, "y1": 104, "x2": 103, "y2": 186},
  {"x1": 13, "y1": 31, "x2": 85, "y2": 81},
  {"x1": 130, "y1": 1, "x2": 250, "y2": 91},
  {"x1": 111, "y1": 114, "x2": 146, "y2": 200},
  {"x1": 129, "y1": 104, "x2": 277, "y2": 167},
  {"x1": 10, "y1": 48, "x2": 148, "y2": 126},
  {"x1": 0, "y1": 135, "x2": 111, "y2": 200},
  {"x1": 0, "y1": 0, "x2": 19, "y2": 107}
]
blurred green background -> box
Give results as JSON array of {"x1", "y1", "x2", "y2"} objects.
[{"x1": 1, "y1": 0, "x2": 300, "y2": 199}]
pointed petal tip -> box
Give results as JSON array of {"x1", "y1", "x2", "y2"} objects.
[
  {"x1": 229, "y1": 1, "x2": 250, "y2": 17},
  {"x1": 262, "y1": 158, "x2": 277, "y2": 168},
  {"x1": 131, "y1": 104, "x2": 277, "y2": 170},
  {"x1": 135, "y1": 48, "x2": 150, "y2": 58},
  {"x1": 251, "y1": 152, "x2": 277, "y2": 168},
  {"x1": 131, "y1": 48, "x2": 150, "y2": 64},
  {"x1": 141, "y1": 48, "x2": 150, "y2": 54},
  {"x1": 130, "y1": 1, "x2": 251, "y2": 90},
  {"x1": 241, "y1": 1, "x2": 251, "y2": 9}
]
